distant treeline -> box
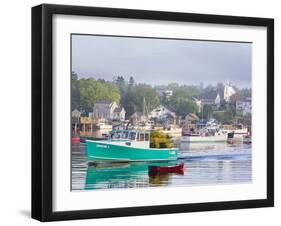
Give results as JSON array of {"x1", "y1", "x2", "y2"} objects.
[
  {"x1": 71, "y1": 72, "x2": 251, "y2": 120},
  {"x1": 72, "y1": 72, "x2": 160, "y2": 116}
]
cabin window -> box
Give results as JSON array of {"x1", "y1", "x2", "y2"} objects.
[
  {"x1": 139, "y1": 133, "x2": 145, "y2": 141},
  {"x1": 145, "y1": 133, "x2": 149, "y2": 141},
  {"x1": 112, "y1": 132, "x2": 121, "y2": 139},
  {"x1": 129, "y1": 132, "x2": 136, "y2": 141},
  {"x1": 121, "y1": 131, "x2": 128, "y2": 139}
]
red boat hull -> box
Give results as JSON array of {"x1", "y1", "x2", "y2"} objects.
[
  {"x1": 71, "y1": 137, "x2": 80, "y2": 143},
  {"x1": 148, "y1": 163, "x2": 184, "y2": 176}
]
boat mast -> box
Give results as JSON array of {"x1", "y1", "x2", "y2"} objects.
[
  {"x1": 143, "y1": 97, "x2": 146, "y2": 117},
  {"x1": 143, "y1": 96, "x2": 149, "y2": 121}
]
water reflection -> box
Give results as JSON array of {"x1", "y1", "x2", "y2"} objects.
[
  {"x1": 71, "y1": 142, "x2": 252, "y2": 191},
  {"x1": 85, "y1": 161, "x2": 182, "y2": 190}
]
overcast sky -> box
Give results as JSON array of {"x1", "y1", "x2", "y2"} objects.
[{"x1": 72, "y1": 34, "x2": 252, "y2": 88}]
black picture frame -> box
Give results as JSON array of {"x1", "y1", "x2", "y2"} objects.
[{"x1": 32, "y1": 4, "x2": 274, "y2": 222}]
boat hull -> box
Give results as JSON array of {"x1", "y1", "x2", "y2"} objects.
[
  {"x1": 181, "y1": 134, "x2": 227, "y2": 143},
  {"x1": 71, "y1": 137, "x2": 80, "y2": 143},
  {"x1": 148, "y1": 163, "x2": 184, "y2": 175},
  {"x1": 86, "y1": 140, "x2": 178, "y2": 162}
]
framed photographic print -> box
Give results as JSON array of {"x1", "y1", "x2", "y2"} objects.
[{"x1": 31, "y1": 4, "x2": 274, "y2": 221}]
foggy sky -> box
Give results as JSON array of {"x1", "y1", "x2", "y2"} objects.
[{"x1": 72, "y1": 34, "x2": 252, "y2": 88}]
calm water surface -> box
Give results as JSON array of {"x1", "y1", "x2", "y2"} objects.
[{"x1": 71, "y1": 142, "x2": 251, "y2": 190}]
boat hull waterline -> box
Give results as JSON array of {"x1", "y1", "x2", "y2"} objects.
[
  {"x1": 86, "y1": 140, "x2": 179, "y2": 162},
  {"x1": 181, "y1": 134, "x2": 227, "y2": 143}
]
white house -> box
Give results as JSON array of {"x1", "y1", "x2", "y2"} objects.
[
  {"x1": 194, "y1": 91, "x2": 221, "y2": 111},
  {"x1": 93, "y1": 100, "x2": 125, "y2": 120},
  {"x1": 113, "y1": 107, "x2": 126, "y2": 121},
  {"x1": 157, "y1": 89, "x2": 173, "y2": 100},
  {"x1": 71, "y1": 109, "x2": 81, "y2": 118},
  {"x1": 149, "y1": 105, "x2": 176, "y2": 119},
  {"x1": 214, "y1": 93, "x2": 221, "y2": 108},
  {"x1": 224, "y1": 82, "x2": 236, "y2": 102},
  {"x1": 236, "y1": 99, "x2": 251, "y2": 116}
]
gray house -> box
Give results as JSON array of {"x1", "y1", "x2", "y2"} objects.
[
  {"x1": 93, "y1": 100, "x2": 125, "y2": 121},
  {"x1": 130, "y1": 112, "x2": 147, "y2": 125},
  {"x1": 113, "y1": 107, "x2": 126, "y2": 121}
]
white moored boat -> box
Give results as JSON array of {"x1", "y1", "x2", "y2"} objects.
[
  {"x1": 181, "y1": 126, "x2": 228, "y2": 143},
  {"x1": 181, "y1": 133, "x2": 228, "y2": 143}
]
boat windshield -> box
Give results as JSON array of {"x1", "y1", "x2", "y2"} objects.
[
  {"x1": 136, "y1": 132, "x2": 150, "y2": 141},
  {"x1": 110, "y1": 131, "x2": 129, "y2": 140},
  {"x1": 110, "y1": 130, "x2": 149, "y2": 141},
  {"x1": 128, "y1": 132, "x2": 136, "y2": 140}
]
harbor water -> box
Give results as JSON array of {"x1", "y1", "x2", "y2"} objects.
[{"x1": 71, "y1": 142, "x2": 252, "y2": 190}]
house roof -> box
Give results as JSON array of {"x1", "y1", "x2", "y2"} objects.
[
  {"x1": 185, "y1": 113, "x2": 199, "y2": 120},
  {"x1": 71, "y1": 109, "x2": 81, "y2": 117},
  {"x1": 114, "y1": 107, "x2": 124, "y2": 113},
  {"x1": 151, "y1": 105, "x2": 175, "y2": 113},
  {"x1": 130, "y1": 112, "x2": 145, "y2": 118}
]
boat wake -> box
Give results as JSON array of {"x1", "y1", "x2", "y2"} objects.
[{"x1": 178, "y1": 147, "x2": 251, "y2": 161}]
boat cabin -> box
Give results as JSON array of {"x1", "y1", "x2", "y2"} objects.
[{"x1": 109, "y1": 130, "x2": 150, "y2": 148}]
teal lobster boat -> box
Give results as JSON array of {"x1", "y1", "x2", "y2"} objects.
[{"x1": 86, "y1": 130, "x2": 179, "y2": 162}]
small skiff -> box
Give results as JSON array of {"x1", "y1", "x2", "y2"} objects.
[
  {"x1": 71, "y1": 137, "x2": 80, "y2": 143},
  {"x1": 148, "y1": 163, "x2": 184, "y2": 175}
]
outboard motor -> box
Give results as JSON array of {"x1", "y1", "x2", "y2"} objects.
[{"x1": 227, "y1": 132, "x2": 235, "y2": 144}]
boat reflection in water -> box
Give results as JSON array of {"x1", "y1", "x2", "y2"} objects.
[
  {"x1": 72, "y1": 142, "x2": 252, "y2": 191},
  {"x1": 85, "y1": 161, "x2": 184, "y2": 190}
]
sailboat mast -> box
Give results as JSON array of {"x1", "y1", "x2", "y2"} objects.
[{"x1": 143, "y1": 97, "x2": 146, "y2": 117}]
